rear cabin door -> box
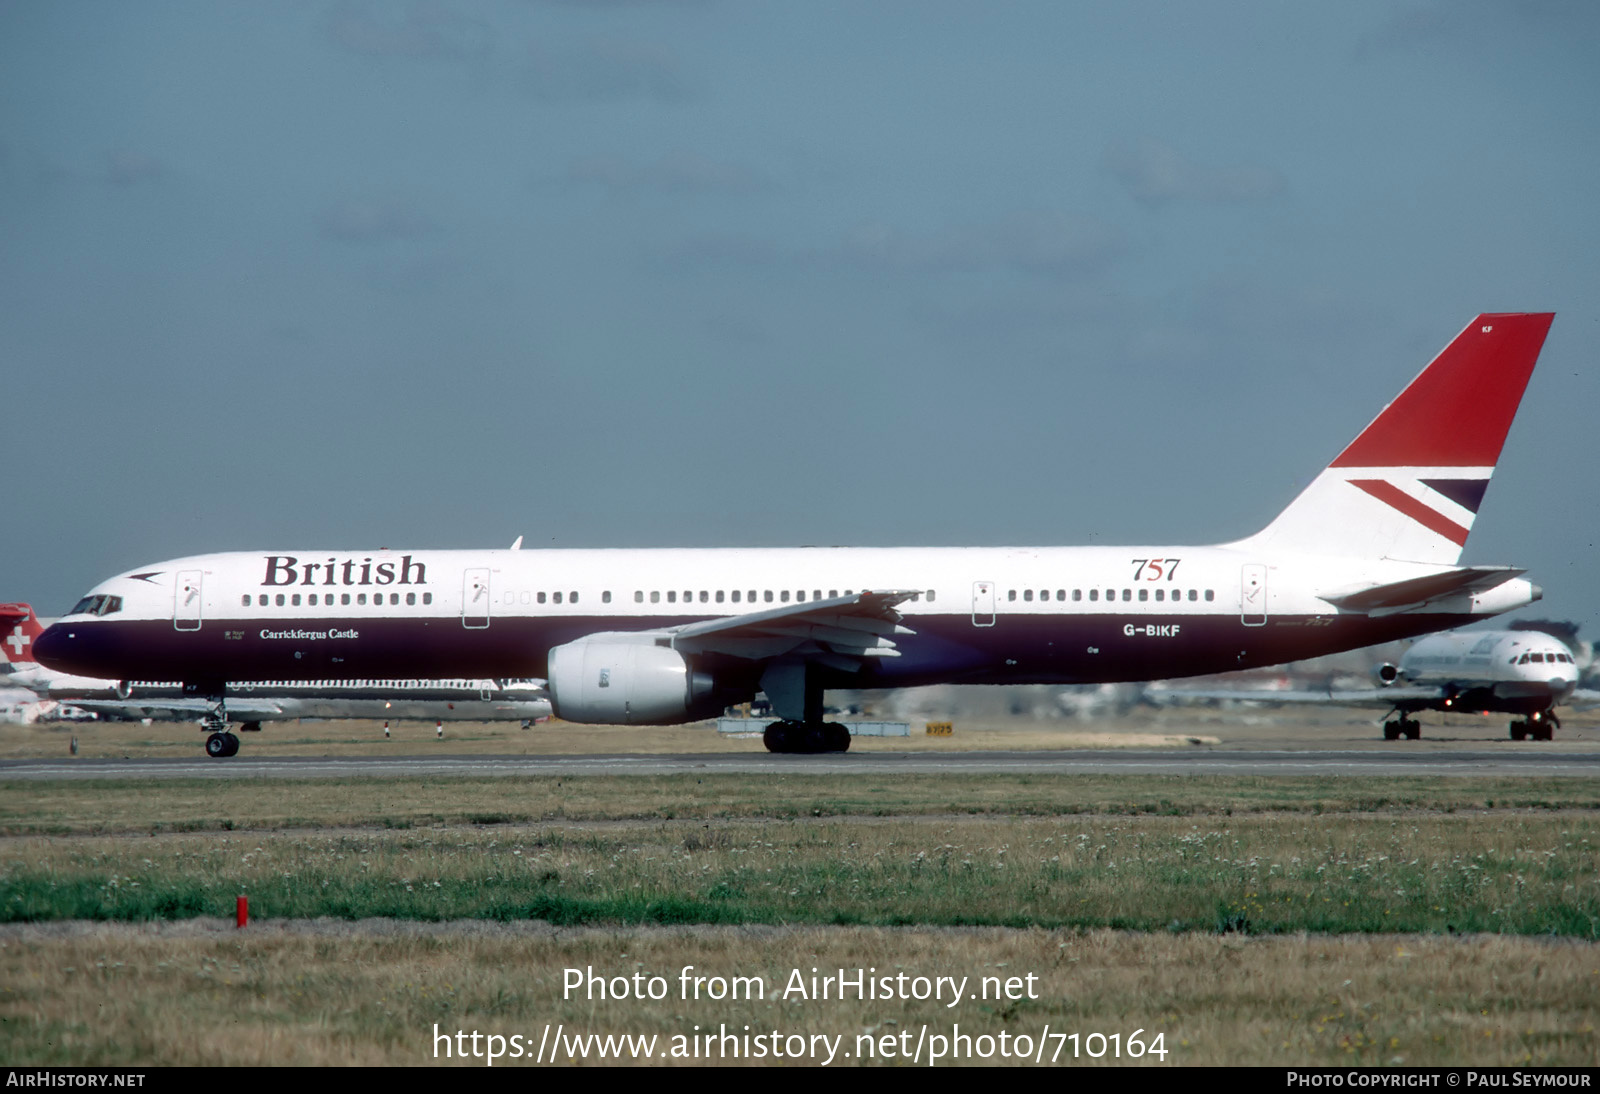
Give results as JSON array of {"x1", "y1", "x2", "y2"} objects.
[
  {"x1": 462, "y1": 568, "x2": 491, "y2": 629},
  {"x1": 1241, "y1": 564, "x2": 1267, "y2": 627},
  {"x1": 174, "y1": 571, "x2": 203, "y2": 631}
]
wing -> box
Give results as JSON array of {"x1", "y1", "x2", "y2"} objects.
[
  {"x1": 1148, "y1": 684, "x2": 1443, "y2": 709},
  {"x1": 669, "y1": 590, "x2": 920, "y2": 674}
]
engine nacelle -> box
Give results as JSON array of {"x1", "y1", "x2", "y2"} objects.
[
  {"x1": 1374, "y1": 662, "x2": 1401, "y2": 686},
  {"x1": 548, "y1": 632, "x2": 719, "y2": 725}
]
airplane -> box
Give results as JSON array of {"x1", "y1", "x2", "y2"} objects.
[
  {"x1": 33, "y1": 313, "x2": 1555, "y2": 757},
  {"x1": 1147, "y1": 627, "x2": 1590, "y2": 740},
  {"x1": 3, "y1": 604, "x2": 549, "y2": 755}
]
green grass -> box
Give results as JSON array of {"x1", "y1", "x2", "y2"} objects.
[{"x1": 5, "y1": 812, "x2": 1598, "y2": 936}]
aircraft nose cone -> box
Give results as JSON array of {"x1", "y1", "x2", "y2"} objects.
[{"x1": 32, "y1": 624, "x2": 77, "y2": 673}]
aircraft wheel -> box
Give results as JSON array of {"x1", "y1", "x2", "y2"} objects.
[
  {"x1": 1404, "y1": 723, "x2": 1421, "y2": 741},
  {"x1": 1535, "y1": 724, "x2": 1554, "y2": 742},
  {"x1": 222, "y1": 733, "x2": 240, "y2": 756},
  {"x1": 1510, "y1": 722, "x2": 1527, "y2": 741},
  {"x1": 763, "y1": 722, "x2": 791, "y2": 754},
  {"x1": 1383, "y1": 722, "x2": 1400, "y2": 741},
  {"x1": 205, "y1": 733, "x2": 229, "y2": 758},
  {"x1": 824, "y1": 723, "x2": 851, "y2": 753}
]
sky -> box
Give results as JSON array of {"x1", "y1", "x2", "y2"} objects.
[{"x1": 3, "y1": 1, "x2": 1597, "y2": 634}]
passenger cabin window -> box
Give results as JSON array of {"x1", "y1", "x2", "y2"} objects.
[
  {"x1": 716, "y1": 591, "x2": 725, "y2": 603},
  {"x1": 764, "y1": 590, "x2": 773, "y2": 603},
  {"x1": 342, "y1": 593, "x2": 351, "y2": 606},
  {"x1": 554, "y1": 592, "x2": 564, "y2": 604},
  {"x1": 276, "y1": 594, "x2": 286, "y2": 607},
  {"x1": 667, "y1": 591, "x2": 676, "y2": 604},
  {"x1": 571, "y1": 592, "x2": 579, "y2": 604},
  {"x1": 1089, "y1": 589, "x2": 1098, "y2": 602},
  {"x1": 1138, "y1": 589, "x2": 1147, "y2": 602},
  {"x1": 650, "y1": 591, "x2": 660, "y2": 604},
  {"x1": 1204, "y1": 590, "x2": 1214, "y2": 602},
  {"x1": 1073, "y1": 590, "x2": 1082, "y2": 602},
  {"x1": 407, "y1": 593, "x2": 416, "y2": 606},
  {"x1": 602, "y1": 591, "x2": 611, "y2": 604},
  {"x1": 731, "y1": 590, "x2": 741, "y2": 603},
  {"x1": 357, "y1": 593, "x2": 366, "y2": 605},
  {"x1": 423, "y1": 593, "x2": 432, "y2": 605}
]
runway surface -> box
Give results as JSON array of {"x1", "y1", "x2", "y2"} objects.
[{"x1": 4, "y1": 748, "x2": 1599, "y2": 780}]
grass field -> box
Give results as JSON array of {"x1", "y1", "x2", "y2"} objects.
[
  {"x1": 2, "y1": 922, "x2": 1595, "y2": 1066},
  {"x1": 3, "y1": 753, "x2": 1599, "y2": 1065}
]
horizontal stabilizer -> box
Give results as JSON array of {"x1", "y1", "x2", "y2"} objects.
[{"x1": 1320, "y1": 566, "x2": 1525, "y2": 616}]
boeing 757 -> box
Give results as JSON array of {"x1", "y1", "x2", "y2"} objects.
[{"x1": 34, "y1": 314, "x2": 1555, "y2": 755}]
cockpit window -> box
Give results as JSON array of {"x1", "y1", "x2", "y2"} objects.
[{"x1": 69, "y1": 595, "x2": 123, "y2": 617}]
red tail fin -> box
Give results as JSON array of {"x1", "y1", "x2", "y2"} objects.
[
  {"x1": 1235, "y1": 313, "x2": 1554, "y2": 565},
  {"x1": 0, "y1": 604, "x2": 43, "y2": 664}
]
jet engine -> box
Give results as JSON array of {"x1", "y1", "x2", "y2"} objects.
[
  {"x1": 547, "y1": 632, "x2": 722, "y2": 724},
  {"x1": 1374, "y1": 662, "x2": 1401, "y2": 686}
]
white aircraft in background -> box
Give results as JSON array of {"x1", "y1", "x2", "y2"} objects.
[
  {"x1": 34, "y1": 313, "x2": 1556, "y2": 757},
  {"x1": 1148, "y1": 628, "x2": 1591, "y2": 740},
  {"x1": 3, "y1": 604, "x2": 549, "y2": 755}
]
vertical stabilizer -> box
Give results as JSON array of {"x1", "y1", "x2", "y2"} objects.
[
  {"x1": 0, "y1": 604, "x2": 43, "y2": 665},
  {"x1": 1235, "y1": 313, "x2": 1554, "y2": 564}
]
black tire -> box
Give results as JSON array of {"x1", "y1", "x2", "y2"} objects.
[
  {"x1": 824, "y1": 723, "x2": 851, "y2": 753},
  {"x1": 1384, "y1": 723, "x2": 1400, "y2": 741},
  {"x1": 222, "y1": 733, "x2": 240, "y2": 757},
  {"x1": 1510, "y1": 723, "x2": 1527, "y2": 741},
  {"x1": 763, "y1": 723, "x2": 789, "y2": 753},
  {"x1": 205, "y1": 733, "x2": 229, "y2": 758},
  {"x1": 1405, "y1": 724, "x2": 1421, "y2": 741}
]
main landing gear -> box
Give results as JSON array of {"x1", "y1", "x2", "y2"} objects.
[
  {"x1": 1383, "y1": 716, "x2": 1421, "y2": 741},
  {"x1": 763, "y1": 720, "x2": 851, "y2": 754},
  {"x1": 1510, "y1": 711, "x2": 1557, "y2": 742}
]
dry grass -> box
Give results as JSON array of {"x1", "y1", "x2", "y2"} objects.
[
  {"x1": 3, "y1": 773, "x2": 1600, "y2": 836},
  {"x1": 1, "y1": 921, "x2": 1594, "y2": 1066}
]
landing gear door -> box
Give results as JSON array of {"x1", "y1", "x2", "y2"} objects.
[
  {"x1": 174, "y1": 570, "x2": 203, "y2": 632},
  {"x1": 971, "y1": 580, "x2": 996, "y2": 627},
  {"x1": 1241, "y1": 564, "x2": 1267, "y2": 627},
  {"x1": 463, "y1": 568, "x2": 491, "y2": 629}
]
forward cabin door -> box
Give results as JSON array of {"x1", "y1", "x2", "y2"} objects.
[
  {"x1": 174, "y1": 571, "x2": 203, "y2": 631},
  {"x1": 1241, "y1": 564, "x2": 1267, "y2": 627},
  {"x1": 971, "y1": 580, "x2": 996, "y2": 627},
  {"x1": 462, "y1": 568, "x2": 491, "y2": 629}
]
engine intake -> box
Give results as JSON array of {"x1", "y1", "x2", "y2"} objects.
[
  {"x1": 548, "y1": 632, "x2": 720, "y2": 724},
  {"x1": 1374, "y1": 662, "x2": 1401, "y2": 686}
]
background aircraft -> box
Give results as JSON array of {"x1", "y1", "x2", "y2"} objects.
[{"x1": 1149, "y1": 627, "x2": 1592, "y2": 741}]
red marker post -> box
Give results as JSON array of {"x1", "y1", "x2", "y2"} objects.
[{"x1": 236, "y1": 895, "x2": 248, "y2": 928}]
